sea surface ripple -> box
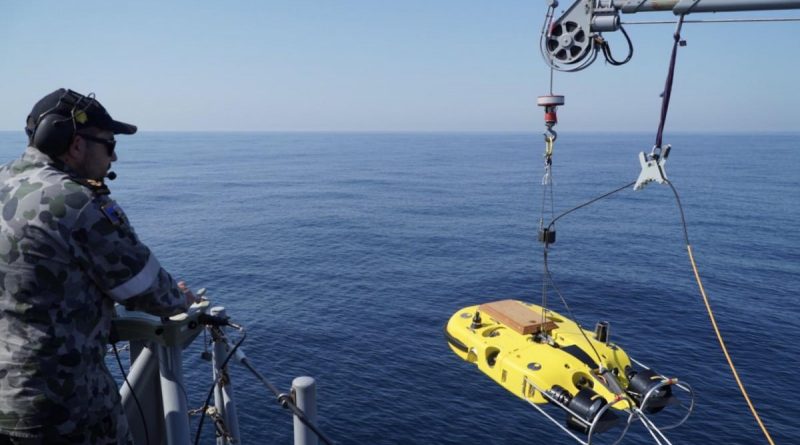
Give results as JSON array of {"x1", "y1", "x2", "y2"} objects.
[{"x1": 0, "y1": 131, "x2": 797, "y2": 445}]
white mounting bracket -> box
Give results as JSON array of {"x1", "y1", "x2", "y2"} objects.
[{"x1": 634, "y1": 145, "x2": 670, "y2": 191}]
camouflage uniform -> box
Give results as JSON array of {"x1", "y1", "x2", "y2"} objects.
[{"x1": 0, "y1": 146, "x2": 188, "y2": 443}]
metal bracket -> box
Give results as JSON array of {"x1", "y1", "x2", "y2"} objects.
[{"x1": 634, "y1": 145, "x2": 670, "y2": 191}]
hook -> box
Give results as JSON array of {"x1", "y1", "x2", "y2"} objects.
[{"x1": 544, "y1": 127, "x2": 557, "y2": 143}]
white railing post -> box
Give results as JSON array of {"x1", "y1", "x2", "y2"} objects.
[{"x1": 292, "y1": 376, "x2": 318, "y2": 445}]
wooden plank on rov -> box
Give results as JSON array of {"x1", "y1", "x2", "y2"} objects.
[{"x1": 479, "y1": 300, "x2": 558, "y2": 335}]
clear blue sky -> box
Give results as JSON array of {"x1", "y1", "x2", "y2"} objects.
[{"x1": 1, "y1": 1, "x2": 798, "y2": 132}]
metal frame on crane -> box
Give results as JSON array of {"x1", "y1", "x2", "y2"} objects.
[{"x1": 544, "y1": 0, "x2": 800, "y2": 71}]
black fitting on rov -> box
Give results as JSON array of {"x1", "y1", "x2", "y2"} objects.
[{"x1": 470, "y1": 311, "x2": 483, "y2": 329}]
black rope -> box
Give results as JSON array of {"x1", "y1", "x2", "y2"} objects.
[
  {"x1": 538, "y1": 181, "x2": 635, "y2": 365},
  {"x1": 546, "y1": 181, "x2": 636, "y2": 232},
  {"x1": 112, "y1": 343, "x2": 150, "y2": 445},
  {"x1": 666, "y1": 180, "x2": 691, "y2": 245},
  {"x1": 542, "y1": 249, "x2": 605, "y2": 366},
  {"x1": 193, "y1": 321, "x2": 336, "y2": 445},
  {"x1": 655, "y1": 15, "x2": 686, "y2": 149},
  {"x1": 237, "y1": 357, "x2": 337, "y2": 445}
]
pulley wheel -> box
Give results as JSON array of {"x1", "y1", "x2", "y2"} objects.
[{"x1": 546, "y1": 21, "x2": 592, "y2": 64}]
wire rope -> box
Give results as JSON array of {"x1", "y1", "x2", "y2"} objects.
[{"x1": 112, "y1": 343, "x2": 151, "y2": 445}]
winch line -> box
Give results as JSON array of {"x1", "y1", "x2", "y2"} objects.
[
  {"x1": 665, "y1": 181, "x2": 775, "y2": 445},
  {"x1": 539, "y1": 0, "x2": 559, "y2": 320}
]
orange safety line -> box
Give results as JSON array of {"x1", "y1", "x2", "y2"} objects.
[{"x1": 686, "y1": 244, "x2": 775, "y2": 445}]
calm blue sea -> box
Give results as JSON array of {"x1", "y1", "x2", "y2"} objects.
[{"x1": 0, "y1": 131, "x2": 797, "y2": 444}]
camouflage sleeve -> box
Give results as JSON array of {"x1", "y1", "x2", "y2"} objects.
[{"x1": 71, "y1": 195, "x2": 188, "y2": 317}]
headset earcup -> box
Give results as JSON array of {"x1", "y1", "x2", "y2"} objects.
[{"x1": 32, "y1": 113, "x2": 74, "y2": 156}]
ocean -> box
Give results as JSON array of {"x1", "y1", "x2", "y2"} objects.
[{"x1": 0, "y1": 131, "x2": 797, "y2": 444}]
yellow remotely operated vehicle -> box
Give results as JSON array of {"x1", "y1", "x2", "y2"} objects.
[
  {"x1": 445, "y1": 300, "x2": 693, "y2": 444},
  {"x1": 441, "y1": 1, "x2": 800, "y2": 444}
]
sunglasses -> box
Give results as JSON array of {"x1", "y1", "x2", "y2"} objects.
[{"x1": 78, "y1": 133, "x2": 116, "y2": 156}]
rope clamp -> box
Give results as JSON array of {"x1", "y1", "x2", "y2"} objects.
[{"x1": 634, "y1": 144, "x2": 671, "y2": 191}]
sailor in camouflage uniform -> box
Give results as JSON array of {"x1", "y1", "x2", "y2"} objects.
[{"x1": 0, "y1": 89, "x2": 190, "y2": 444}]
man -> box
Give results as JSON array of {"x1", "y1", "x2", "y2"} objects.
[{"x1": 0, "y1": 89, "x2": 191, "y2": 444}]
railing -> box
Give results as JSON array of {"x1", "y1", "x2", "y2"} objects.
[{"x1": 113, "y1": 293, "x2": 324, "y2": 445}]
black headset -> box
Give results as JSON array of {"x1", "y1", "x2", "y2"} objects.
[{"x1": 28, "y1": 90, "x2": 96, "y2": 157}]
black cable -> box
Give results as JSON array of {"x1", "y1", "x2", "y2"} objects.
[
  {"x1": 666, "y1": 180, "x2": 691, "y2": 245},
  {"x1": 600, "y1": 26, "x2": 634, "y2": 66},
  {"x1": 237, "y1": 356, "x2": 336, "y2": 445},
  {"x1": 193, "y1": 319, "x2": 335, "y2": 445},
  {"x1": 542, "y1": 250, "x2": 605, "y2": 366},
  {"x1": 193, "y1": 328, "x2": 247, "y2": 445},
  {"x1": 538, "y1": 181, "x2": 637, "y2": 365},
  {"x1": 112, "y1": 343, "x2": 150, "y2": 445},
  {"x1": 546, "y1": 181, "x2": 636, "y2": 232}
]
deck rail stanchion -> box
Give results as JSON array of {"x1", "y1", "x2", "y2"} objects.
[
  {"x1": 292, "y1": 376, "x2": 318, "y2": 445},
  {"x1": 211, "y1": 306, "x2": 242, "y2": 444}
]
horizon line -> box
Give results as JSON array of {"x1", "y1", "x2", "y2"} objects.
[{"x1": 0, "y1": 129, "x2": 797, "y2": 134}]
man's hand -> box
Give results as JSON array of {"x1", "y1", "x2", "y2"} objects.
[{"x1": 177, "y1": 281, "x2": 199, "y2": 306}]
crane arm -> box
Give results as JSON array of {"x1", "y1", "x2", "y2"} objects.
[
  {"x1": 544, "y1": 0, "x2": 800, "y2": 70},
  {"x1": 616, "y1": 0, "x2": 800, "y2": 15}
]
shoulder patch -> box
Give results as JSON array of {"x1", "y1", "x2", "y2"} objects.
[{"x1": 101, "y1": 200, "x2": 127, "y2": 226}]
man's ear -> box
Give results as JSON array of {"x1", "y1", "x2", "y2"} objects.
[{"x1": 60, "y1": 135, "x2": 84, "y2": 164}]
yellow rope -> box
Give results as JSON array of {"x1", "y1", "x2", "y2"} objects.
[
  {"x1": 686, "y1": 244, "x2": 775, "y2": 445},
  {"x1": 545, "y1": 136, "x2": 554, "y2": 158}
]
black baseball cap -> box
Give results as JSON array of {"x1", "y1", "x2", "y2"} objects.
[{"x1": 25, "y1": 88, "x2": 137, "y2": 137}]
